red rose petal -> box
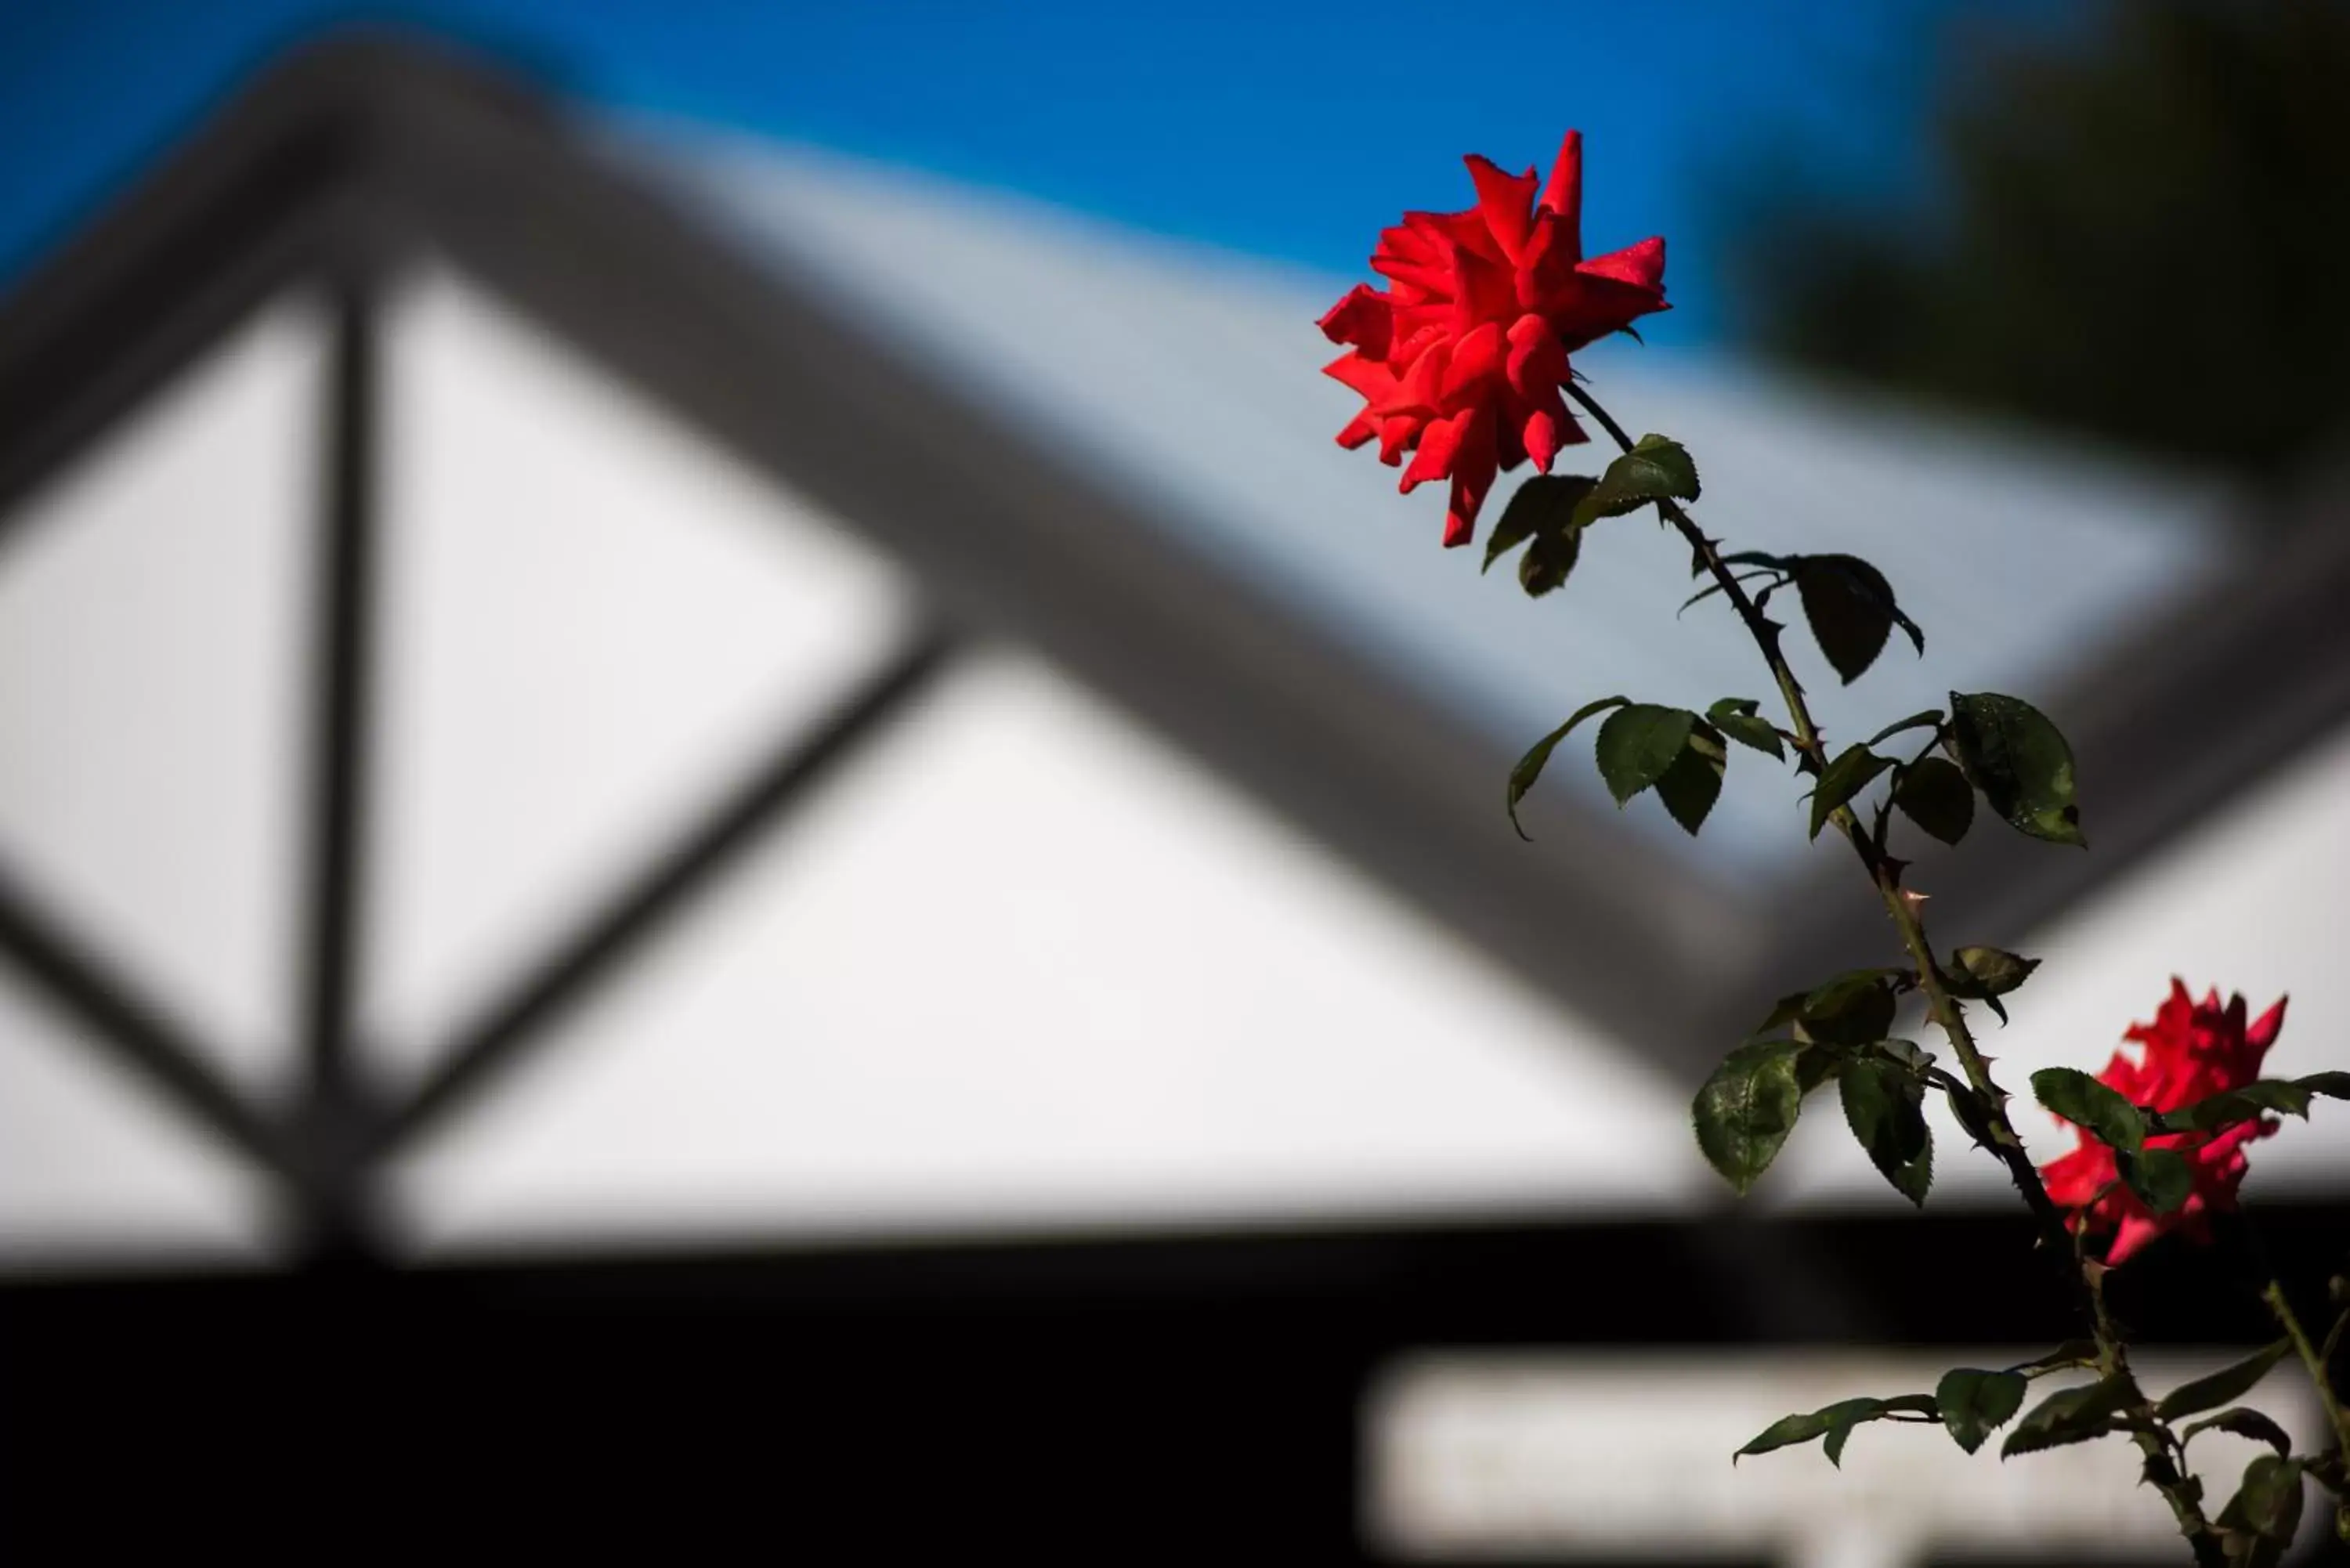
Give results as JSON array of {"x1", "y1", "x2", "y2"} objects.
[
  {"x1": 1464, "y1": 154, "x2": 1539, "y2": 264},
  {"x1": 1400, "y1": 407, "x2": 1466, "y2": 493},
  {"x1": 1580, "y1": 235, "x2": 1666, "y2": 291},
  {"x1": 1442, "y1": 320, "x2": 1506, "y2": 403},
  {"x1": 1318, "y1": 283, "x2": 1395, "y2": 356},
  {"x1": 1538, "y1": 129, "x2": 1584, "y2": 258}
]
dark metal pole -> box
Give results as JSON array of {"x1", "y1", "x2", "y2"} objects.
[
  {"x1": 0, "y1": 866, "x2": 297, "y2": 1183},
  {"x1": 291, "y1": 256, "x2": 385, "y2": 1259},
  {"x1": 371, "y1": 626, "x2": 959, "y2": 1158}
]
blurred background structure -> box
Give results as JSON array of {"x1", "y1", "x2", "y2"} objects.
[{"x1": 0, "y1": 5, "x2": 2346, "y2": 1562}]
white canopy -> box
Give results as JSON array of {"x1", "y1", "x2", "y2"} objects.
[{"x1": 2, "y1": 120, "x2": 2341, "y2": 1270}]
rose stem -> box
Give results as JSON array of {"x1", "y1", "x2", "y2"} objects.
[
  {"x1": 2261, "y1": 1278, "x2": 2350, "y2": 1464},
  {"x1": 1564, "y1": 378, "x2": 2224, "y2": 1566}
]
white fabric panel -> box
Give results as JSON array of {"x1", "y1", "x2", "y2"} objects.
[
  {"x1": 0, "y1": 298, "x2": 321, "y2": 1096},
  {"x1": 651, "y1": 133, "x2": 2236, "y2": 883},
  {"x1": 0, "y1": 962, "x2": 275, "y2": 1268},
  {"x1": 1770, "y1": 718, "x2": 2350, "y2": 1212},
  {"x1": 361, "y1": 272, "x2": 916, "y2": 1086},
  {"x1": 389, "y1": 654, "x2": 1707, "y2": 1254}
]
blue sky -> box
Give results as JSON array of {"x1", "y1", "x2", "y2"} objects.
[{"x1": 0, "y1": 1, "x2": 2072, "y2": 344}]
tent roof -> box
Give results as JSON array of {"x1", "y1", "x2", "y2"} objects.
[
  {"x1": 4, "y1": 33, "x2": 2350, "y2": 1255},
  {"x1": 644, "y1": 130, "x2": 2234, "y2": 887}
]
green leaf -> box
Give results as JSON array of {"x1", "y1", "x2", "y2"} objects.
[
  {"x1": 1594, "y1": 704, "x2": 1697, "y2": 807},
  {"x1": 2300, "y1": 1070, "x2": 2350, "y2": 1100},
  {"x1": 1800, "y1": 970, "x2": 1900, "y2": 1046},
  {"x1": 1936, "y1": 1367, "x2": 2028, "y2": 1454},
  {"x1": 1864, "y1": 1036, "x2": 1932, "y2": 1071},
  {"x1": 2216, "y1": 1526, "x2": 2294, "y2": 1568},
  {"x1": 1795, "y1": 556, "x2": 1923, "y2": 685},
  {"x1": 2182, "y1": 1408, "x2": 2294, "y2": 1458},
  {"x1": 1944, "y1": 943, "x2": 2034, "y2": 1025},
  {"x1": 2009, "y1": 1340, "x2": 2101, "y2": 1378},
  {"x1": 1792, "y1": 1041, "x2": 1846, "y2": 1094},
  {"x1": 2152, "y1": 1082, "x2": 2307, "y2": 1134},
  {"x1": 1506, "y1": 696, "x2": 1629, "y2": 840},
  {"x1": 1485, "y1": 476, "x2": 1600, "y2": 599},
  {"x1": 1518, "y1": 522, "x2": 1582, "y2": 597},
  {"x1": 2156, "y1": 1341, "x2": 2292, "y2": 1420},
  {"x1": 1735, "y1": 1395, "x2": 1935, "y2": 1467},
  {"x1": 1948, "y1": 691, "x2": 2085, "y2": 847},
  {"x1": 1573, "y1": 434, "x2": 1700, "y2": 526},
  {"x1": 1707, "y1": 698, "x2": 1785, "y2": 760},
  {"x1": 1480, "y1": 491, "x2": 1538, "y2": 569},
  {"x1": 2117, "y1": 1144, "x2": 2193, "y2": 1214},
  {"x1": 1841, "y1": 1057, "x2": 1933, "y2": 1206},
  {"x1": 2001, "y1": 1375, "x2": 2134, "y2": 1458},
  {"x1": 1483, "y1": 475, "x2": 1595, "y2": 576},
  {"x1": 1947, "y1": 1085, "x2": 2001, "y2": 1151},
  {"x1": 2218, "y1": 1454, "x2": 2307, "y2": 1547},
  {"x1": 1825, "y1": 1394, "x2": 1936, "y2": 1466},
  {"x1": 1654, "y1": 723, "x2": 1727, "y2": 836},
  {"x1": 2149, "y1": 1073, "x2": 2350, "y2": 1134},
  {"x1": 1809, "y1": 744, "x2": 1894, "y2": 839},
  {"x1": 1949, "y1": 946, "x2": 2040, "y2": 999},
  {"x1": 1895, "y1": 757, "x2": 1975, "y2": 846},
  {"x1": 1694, "y1": 1040, "x2": 1806, "y2": 1196},
  {"x1": 1866, "y1": 710, "x2": 1945, "y2": 748},
  {"x1": 1735, "y1": 1403, "x2": 1863, "y2": 1463},
  {"x1": 2031, "y1": 1067, "x2": 2146, "y2": 1154}
]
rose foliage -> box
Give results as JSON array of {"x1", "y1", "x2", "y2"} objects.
[{"x1": 1333, "y1": 128, "x2": 2350, "y2": 1560}]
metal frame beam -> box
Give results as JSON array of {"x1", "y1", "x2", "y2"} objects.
[{"x1": 374, "y1": 627, "x2": 958, "y2": 1156}]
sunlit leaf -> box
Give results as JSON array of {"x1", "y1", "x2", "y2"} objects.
[
  {"x1": 1950, "y1": 946, "x2": 2039, "y2": 998},
  {"x1": 1694, "y1": 1040, "x2": 1806, "y2": 1196},
  {"x1": 1574, "y1": 433, "x2": 1701, "y2": 526},
  {"x1": 1949, "y1": 691, "x2": 2084, "y2": 847}
]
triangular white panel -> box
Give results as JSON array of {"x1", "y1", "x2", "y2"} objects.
[
  {"x1": 390, "y1": 654, "x2": 1708, "y2": 1255},
  {"x1": 1770, "y1": 717, "x2": 2350, "y2": 1213},
  {"x1": 0, "y1": 298, "x2": 322, "y2": 1096},
  {"x1": 361, "y1": 272, "x2": 914, "y2": 1086},
  {"x1": 0, "y1": 960, "x2": 277, "y2": 1268}
]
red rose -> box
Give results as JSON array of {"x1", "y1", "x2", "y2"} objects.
[
  {"x1": 2039, "y1": 980, "x2": 2289, "y2": 1264},
  {"x1": 1318, "y1": 131, "x2": 1668, "y2": 547}
]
